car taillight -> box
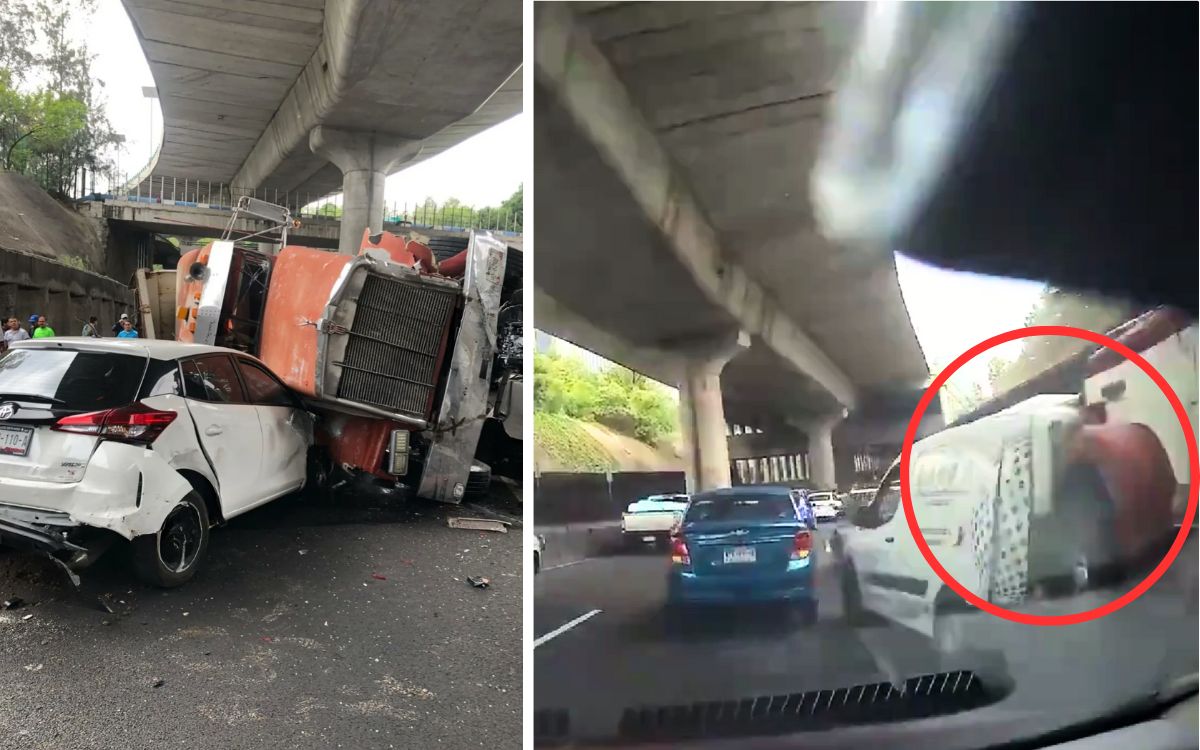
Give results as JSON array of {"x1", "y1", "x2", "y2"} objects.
[
  {"x1": 670, "y1": 536, "x2": 690, "y2": 566},
  {"x1": 53, "y1": 402, "x2": 177, "y2": 444},
  {"x1": 791, "y1": 530, "x2": 812, "y2": 560}
]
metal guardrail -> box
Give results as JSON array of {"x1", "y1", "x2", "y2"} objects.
[{"x1": 88, "y1": 174, "x2": 523, "y2": 236}]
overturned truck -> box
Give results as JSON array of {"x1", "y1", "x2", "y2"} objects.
[{"x1": 141, "y1": 226, "x2": 522, "y2": 504}]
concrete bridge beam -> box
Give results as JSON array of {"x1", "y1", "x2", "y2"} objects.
[
  {"x1": 535, "y1": 3, "x2": 857, "y2": 411},
  {"x1": 676, "y1": 331, "x2": 751, "y2": 493},
  {"x1": 308, "y1": 127, "x2": 422, "y2": 255}
]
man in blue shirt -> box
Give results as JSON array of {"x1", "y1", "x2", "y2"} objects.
[{"x1": 117, "y1": 319, "x2": 139, "y2": 338}]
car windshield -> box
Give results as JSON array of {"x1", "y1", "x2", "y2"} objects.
[
  {"x1": 531, "y1": 2, "x2": 1197, "y2": 746},
  {"x1": 0, "y1": 348, "x2": 145, "y2": 411},
  {"x1": 686, "y1": 494, "x2": 794, "y2": 523}
]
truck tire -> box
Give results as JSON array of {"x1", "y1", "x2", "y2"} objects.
[
  {"x1": 426, "y1": 236, "x2": 469, "y2": 261},
  {"x1": 132, "y1": 492, "x2": 210, "y2": 588},
  {"x1": 464, "y1": 461, "x2": 492, "y2": 501}
]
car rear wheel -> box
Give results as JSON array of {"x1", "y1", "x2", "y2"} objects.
[{"x1": 132, "y1": 492, "x2": 210, "y2": 588}]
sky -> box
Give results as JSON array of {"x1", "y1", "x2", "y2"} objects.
[
  {"x1": 895, "y1": 253, "x2": 1045, "y2": 393},
  {"x1": 82, "y1": 1, "x2": 524, "y2": 207}
]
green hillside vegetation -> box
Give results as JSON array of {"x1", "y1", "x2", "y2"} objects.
[
  {"x1": 534, "y1": 350, "x2": 678, "y2": 470},
  {"x1": 534, "y1": 412, "x2": 615, "y2": 472}
]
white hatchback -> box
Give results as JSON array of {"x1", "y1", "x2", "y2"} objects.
[{"x1": 0, "y1": 338, "x2": 313, "y2": 587}]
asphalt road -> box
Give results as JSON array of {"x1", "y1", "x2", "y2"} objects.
[
  {"x1": 534, "y1": 523, "x2": 1198, "y2": 744},
  {"x1": 0, "y1": 487, "x2": 522, "y2": 749}
]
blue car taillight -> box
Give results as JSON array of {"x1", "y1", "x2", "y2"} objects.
[
  {"x1": 670, "y1": 535, "x2": 690, "y2": 566},
  {"x1": 791, "y1": 530, "x2": 812, "y2": 561}
]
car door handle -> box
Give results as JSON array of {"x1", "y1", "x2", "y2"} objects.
[
  {"x1": 204, "y1": 425, "x2": 224, "y2": 436},
  {"x1": 884, "y1": 536, "x2": 895, "y2": 543}
]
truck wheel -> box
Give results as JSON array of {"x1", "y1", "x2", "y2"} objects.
[{"x1": 132, "y1": 492, "x2": 210, "y2": 588}]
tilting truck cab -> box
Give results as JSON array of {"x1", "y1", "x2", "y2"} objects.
[{"x1": 171, "y1": 228, "x2": 518, "y2": 504}]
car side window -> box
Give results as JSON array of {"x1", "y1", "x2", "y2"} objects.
[
  {"x1": 872, "y1": 464, "x2": 904, "y2": 525},
  {"x1": 142, "y1": 359, "x2": 182, "y2": 397},
  {"x1": 876, "y1": 482, "x2": 902, "y2": 524},
  {"x1": 180, "y1": 356, "x2": 246, "y2": 404},
  {"x1": 236, "y1": 359, "x2": 293, "y2": 407}
]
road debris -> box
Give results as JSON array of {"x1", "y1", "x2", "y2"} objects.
[
  {"x1": 151, "y1": 679, "x2": 164, "y2": 689},
  {"x1": 2, "y1": 597, "x2": 25, "y2": 610},
  {"x1": 466, "y1": 576, "x2": 490, "y2": 589},
  {"x1": 21, "y1": 613, "x2": 32, "y2": 621},
  {"x1": 299, "y1": 549, "x2": 309, "y2": 556},
  {"x1": 448, "y1": 517, "x2": 509, "y2": 533}
]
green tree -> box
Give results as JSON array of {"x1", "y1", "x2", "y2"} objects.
[
  {"x1": 0, "y1": 0, "x2": 119, "y2": 196},
  {"x1": 534, "y1": 349, "x2": 677, "y2": 444},
  {"x1": 991, "y1": 288, "x2": 1137, "y2": 395}
]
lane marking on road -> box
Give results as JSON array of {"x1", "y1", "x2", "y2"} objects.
[
  {"x1": 534, "y1": 609, "x2": 602, "y2": 649},
  {"x1": 540, "y1": 558, "x2": 594, "y2": 573}
]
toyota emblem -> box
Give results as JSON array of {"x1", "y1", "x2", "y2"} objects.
[{"x1": 0, "y1": 402, "x2": 16, "y2": 420}]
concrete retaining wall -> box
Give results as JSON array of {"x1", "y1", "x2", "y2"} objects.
[
  {"x1": 0, "y1": 247, "x2": 135, "y2": 334},
  {"x1": 534, "y1": 471, "x2": 687, "y2": 526},
  {"x1": 534, "y1": 471, "x2": 687, "y2": 568}
]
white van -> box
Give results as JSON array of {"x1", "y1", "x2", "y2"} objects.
[{"x1": 835, "y1": 390, "x2": 1179, "y2": 654}]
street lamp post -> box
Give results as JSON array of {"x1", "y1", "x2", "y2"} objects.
[{"x1": 142, "y1": 86, "x2": 158, "y2": 166}]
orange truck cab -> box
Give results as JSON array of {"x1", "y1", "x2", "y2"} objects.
[{"x1": 174, "y1": 229, "x2": 521, "y2": 503}]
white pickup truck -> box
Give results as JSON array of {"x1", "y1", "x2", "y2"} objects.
[{"x1": 621, "y1": 494, "x2": 689, "y2": 549}]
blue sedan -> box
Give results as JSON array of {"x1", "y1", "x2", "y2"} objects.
[{"x1": 666, "y1": 486, "x2": 819, "y2": 625}]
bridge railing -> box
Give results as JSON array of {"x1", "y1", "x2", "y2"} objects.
[{"x1": 90, "y1": 174, "x2": 523, "y2": 235}]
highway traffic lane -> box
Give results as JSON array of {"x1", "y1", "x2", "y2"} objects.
[
  {"x1": 534, "y1": 531, "x2": 897, "y2": 738},
  {"x1": 535, "y1": 528, "x2": 1198, "y2": 742}
]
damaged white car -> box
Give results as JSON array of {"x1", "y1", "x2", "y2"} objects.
[{"x1": 0, "y1": 338, "x2": 313, "y2": 587}]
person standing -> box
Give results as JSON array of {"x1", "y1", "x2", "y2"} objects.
[
  {"x1": 116, "y1": 318, "x2": 139, "y2": 339},
  {"x1": 112, "y1": 313, "x2": 130, "y2": 336},
  {"x1": 81, "y1": 316, "x2": 101, "y2": 338},
  {"x1": 32, "y1": 315, "x2": 55, "y2": 338},
  {"x1": 2, "y1": 317, "x2": 30, "y2": 352}
]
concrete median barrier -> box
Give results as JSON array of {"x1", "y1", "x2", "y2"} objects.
[{"x1": 536, "y1": 521, "x2": 624, "y2": 569}]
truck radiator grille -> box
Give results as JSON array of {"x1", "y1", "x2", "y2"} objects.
[{"x1": 336, "y1": 273, "x2": 458, "y2": 421}]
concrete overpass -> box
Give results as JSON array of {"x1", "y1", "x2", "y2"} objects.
[
  {"x1": 120, "y1": 0, "x2": 521, "y2": 253},
  {"x1": 534, "y1": 3, "x2": 930, "y2": 491}
]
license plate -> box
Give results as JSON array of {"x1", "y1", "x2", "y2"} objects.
[
  {"x1": 0, "y1": 425, "x2": 33, "y2": 456},
  {"x1": 642, "y1": 535, "x2": 656, "y2": 543},
  {"x1": 724, "y1": 546, "x2": 756, "y2": 564}
]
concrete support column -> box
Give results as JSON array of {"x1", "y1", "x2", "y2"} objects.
[
  {"x1": 801, "y1": 411, "x2": 847, "y2": 489},
  {"x1": 676, "y1": 331, "x2": 751, "y2": 493},
  {"x1": 309, "y1": 126, "x2": 421, "y2": 255}
]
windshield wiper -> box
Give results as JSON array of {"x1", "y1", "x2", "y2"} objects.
[{"x1": 0, "y1": 393, "x2": 65, "y2": 405}]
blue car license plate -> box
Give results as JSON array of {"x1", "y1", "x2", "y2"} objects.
[{"x1": 724, "y1": 546, "x2": 755, "y2": 564}]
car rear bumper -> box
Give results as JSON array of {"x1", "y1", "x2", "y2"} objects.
[
  {"x1": 667, "y1": 564, "x2": 816, "y2": 604},
  {"x1": 623, "y1": 529, "x2": 673, "y2": 542},
  {"x1": 0, "y1": 503, "x2": 119, "y2": 569},
  {"x1": 0, "y1": 442, "x2": 195, "y2": 542}
]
